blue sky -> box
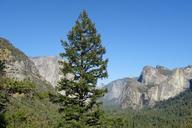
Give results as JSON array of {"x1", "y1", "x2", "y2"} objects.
[{"x1": 1, "y1": 0, "x2": 192, "y2": 84}]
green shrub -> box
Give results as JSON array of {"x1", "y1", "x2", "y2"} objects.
[{"x1": 0, "y1": 78, "x2": 35, "y2": 94}]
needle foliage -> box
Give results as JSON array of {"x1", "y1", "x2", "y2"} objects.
[{"x1": 56, "y1": 10, "x2": 108, "y2": 128}]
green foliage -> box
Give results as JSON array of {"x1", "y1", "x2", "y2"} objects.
[
  {"x1": 0, "y1": 78, "x2": 35, "y2": 94},
  {"x1": 0, "y1": 78, "x2": 35, "y2": 128},
  {"x1": 4, "y1": 97, "x2": 61, "y2": 128},
  {"x1": 0, "y1": 77, "x2": 61, "y2": 128},
  {"x1": 0, "y1": 89, "x2": 8, "y2": 128},
  {"x1": 0, "y1": 52, "x2": 7, "y2": 127},
  {"x1": 103, "y1": 90, "x2": 192, "y2": 128},
  {"x1": 54, "y1": 10, "x2": 108, "y2": 128},
  {"x1": 184, "y1": 120, "x2": 192, "y2": 128}
]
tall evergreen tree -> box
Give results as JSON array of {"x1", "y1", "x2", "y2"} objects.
[{"x1": 56, "y1": 11, "x2": 108, "y2": 128}]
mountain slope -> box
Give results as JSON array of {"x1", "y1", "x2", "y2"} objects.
[
  {"x1": 103, "y1": 65, "x2": 192, "y2": 109},
  {"x1": 102, "y1": 78, "x2": 129, "y2": 109},
  {"x1": 0, "y1": 38, "x2": 61, "y2": 127},
  {"x1": 0, "y1": 37, "x2": 53, "y2": 92}
]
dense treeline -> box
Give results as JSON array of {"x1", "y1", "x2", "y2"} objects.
[
  {"x1": 104, "y1": 90, "x2": 192, "y2": 128},
  {"x1": 0, "y1": 78, "x2": 63, "y2": 128},
  {"x1": 1, "y1": 77, "x2": 192, "y2": 128}
]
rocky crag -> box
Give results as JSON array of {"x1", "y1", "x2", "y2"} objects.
[{"x1": 103, "y1": 65, "x2": 192, "y2": 109}]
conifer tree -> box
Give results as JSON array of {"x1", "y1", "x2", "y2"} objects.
[{"x1": 56, "y1": 11, "x2": 108, "y2": 128}]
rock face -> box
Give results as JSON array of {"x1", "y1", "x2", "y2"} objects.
[
  {"x1": 0, "y1": 38, "x2": 53, "y2": 92},
  {"x1": 120, "y1": 78, "x2": 146, "y2": 109},
  {"x1": 103, "y1": 78, "x2": 129, "y2": 107},
  {"x1": 31, "y1": 56, "x2": 75, "y2": 87},
  {"x1": 31, "y1": 56, "x2": 61, "y2": 87},
  {"x1": 0, "y1": 38, "x2": 39, "y2": 80},
  {"x1": 104, "y1": 65, "x2": 192, "y2": 109}
]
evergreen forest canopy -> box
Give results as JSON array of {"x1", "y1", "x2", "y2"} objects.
[{"x1": 0, "y1": 11, "x2": 192, "y2": 128}]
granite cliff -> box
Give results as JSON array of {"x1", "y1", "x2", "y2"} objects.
[
  {"x1": 31, "y1": 56, "x2": 61, "y2": 87},
  {"x1": 104, "y1": 65, "x2": 192, "y2": 109}
]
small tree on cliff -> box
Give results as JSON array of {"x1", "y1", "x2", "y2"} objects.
[{"x1": 56, "y1": 11, "x2": 108, "y2": 128}]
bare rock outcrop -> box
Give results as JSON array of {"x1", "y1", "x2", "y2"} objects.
[
  {"x1": 103, "y1": 78, "x2": 129, "y2": 107},
  {"x1": 31, "y1": 56, "x2": 61, "y2": 87},
  {"x1": 104, "y1": 65, "x2": 192, "y2": 110}
]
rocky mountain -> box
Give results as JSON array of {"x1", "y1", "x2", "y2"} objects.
[
  {"x1": 31, "y1": 56, "x2": 61, "y2": 87},
  {"x1": 31, "y1": 56, "x2": 75, "y2": 88},
  {"x1": 102, "y1": 78, "x2": 129, "y2": 108},
  {"x1": 104, "y1": 65, "x2": 192, "y2": 110},
  {"x1": 0, "y1": 38, "x2": 61, "y2": 127},
  {"x1": 0, "y1": 37, "x2": 53, "y2": 92},
  {"x1": 5, "y1": 36, "x2": 190, "y2": 110},
  {"x1": 29, "y1": 53, "x2": 192, "y2": 110}
]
